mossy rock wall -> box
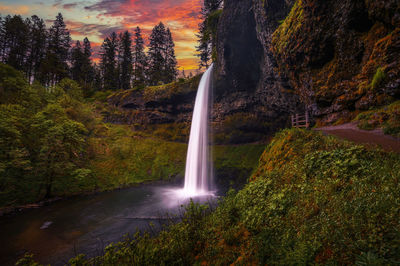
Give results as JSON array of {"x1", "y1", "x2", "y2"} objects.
[
  {"x1": 271, "y1": 0, "x2": 400, "y2": 125},
  {"x1": 105, "y1": 76, "x2": 201, "y2": 126}
]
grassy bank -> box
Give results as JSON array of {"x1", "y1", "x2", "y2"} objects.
[
  {"x1": 41, "y1": 128, "x2": 400, "y2": 265},
  {"x1": 355, "y1": 100, "x2": 400, "y2": 137}
]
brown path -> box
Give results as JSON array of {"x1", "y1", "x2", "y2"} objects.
[{"x1": 315, "y1": 123, "x2": 400, "y2": 153}]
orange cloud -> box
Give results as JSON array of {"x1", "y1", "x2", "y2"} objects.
[
  {"x1": 0, "y1": 4, "x2": 30, "y2": 15},
  {"x1": 177, "y1": 58, "x2": 199, "y2": 70},
  {"x1": 83, "y1": 0, "x2": 203, "y2": 69}
]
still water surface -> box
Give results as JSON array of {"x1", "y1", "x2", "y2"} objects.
[{"x1": 0, "y1": 184, "x2": 216, "y2": 265}]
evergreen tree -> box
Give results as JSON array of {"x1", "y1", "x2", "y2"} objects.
[
  {"x1": 93, "y1": 63, "x2": 102, "y2": 91},
  {"x1": 204, "y1": 0, "x2": 222, "y2": 13},
  {"x1": 70, "y1": 38, "x2": 94, "y2": 92},
  {"x1": 147, "y1": 22, "x2": 177, "y2": 85},
  {"x1": 196, "y1": 0, "x2": 222, "y2": 68},
  {"x1": 26, "y1": 15, "x2": 47, "y2": 82},
  {"x1": 41, "y1": 13, "x2": 71, "y2": 86},
  {"x1": 165, "y1": 28, "x2": 178, "y2": 83},
  {"x1": 196, "y1": 23, "x2": 211, "y2": 68},
  {"x1": 118, "y1": 31, "x2": 132, "y2": 90},
  {"x1": 71, "y1": 40, "x2": 84, "y2": 82},
  {"x1": 100, "y1": 32, "x2": 118, "y2": 90},
  {"x1": 147, "y1": 22, "x2": 167, "y2": 85},
  {"x1": 0, "y1": 16, "x2": 4, "y2": 61},
  {"x1": 0, "y1": 15, "x2": 29, "y2": 71},
  {"x1": 82, "y1": 37, "x2": 94, "y2": 87},
  {"x1": 132, "y1": 26, "x2": 147, "y2": 88}
]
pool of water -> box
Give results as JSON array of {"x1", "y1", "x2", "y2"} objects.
[{"x1": 0, "y1": 184, "x2": 217, "y2": 265}]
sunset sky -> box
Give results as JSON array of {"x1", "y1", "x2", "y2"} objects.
[{"x1": 0, "y1": 0, "x2": 204, "y2": 72}]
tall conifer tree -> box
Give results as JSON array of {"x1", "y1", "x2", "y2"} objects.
[
  {"x1": 165, "y1": 28, "x2": 178, "y2": 83},
  {"x1": 100, "y1": 32, "x2": 118, "y2": 90},
  {"x1": 41, "y1": 13, "x2": 71, "y2": 86},
  {"x1": 0, "y1": 16, "x2": 3, "y2": 61},
  {"x1": 81, "y1": 37, "x2": 94, "y2": 87},
  {"x1": 118, "y1": 31, "x2": 132, "y2": 90},
  {"x1": 132, "y1": 26, "x2": 147, "y2": 87},
  {"x1": 147, "y1": 22, "x2": 177, "y2": 85},
  {"x1": 26, "y1": 15, "x2": 47, "y2": 82},
  {"x1": 0, "y1": 15, "x2": 29, "y2": 71},
  {"x1": 147, "y1": 22, "x2": 166, "y2": 85},
  {"x1": 71, "y1": 40, "x2": 83, "y2": 82}
]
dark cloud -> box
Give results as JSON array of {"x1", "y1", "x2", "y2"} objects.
[
  {"x1": 97, "y1": 26, "x2": 126, "y2": 37},
  {"x1": 84, "y1": 0, "x2": 126, "y2": 13},
  {"x1": 52, "y1": 0, "x2": 63, "y2": 7},
  {"x1": 66, "y1": 20, "x2": 125, "y2": 39},
  {"x1": 63, "y1": 3, "x2": 78, "y2": 9}
]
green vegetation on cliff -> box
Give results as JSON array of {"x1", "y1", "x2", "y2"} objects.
[
  {"x1": 271, "y1": 0, "x2": 400, "y2": 125},
  {"x1": 32, "y1": 128, "x2": 399, "y2": 265},
  {"x1": 272, "y1": 0, "x2": 304, "y2": 55}
]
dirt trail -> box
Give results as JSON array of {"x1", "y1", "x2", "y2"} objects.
[{"x1": 315, "y1": 123, "x2": 400, "y2": 153}]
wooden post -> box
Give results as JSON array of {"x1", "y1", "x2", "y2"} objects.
[
  {"x1": 296, "y1": 113, "x2": 299, "y2": 128},
  {"x1": 305, "y1": 111, "x2": 309, "y2": 128}
]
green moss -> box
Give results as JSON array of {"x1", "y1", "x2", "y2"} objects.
[
  {"x1": 213, "y1": 144, "x2": 265, "y2": 186},
  {"x1": 143, "y1": 75, "x2": 201, "y2": 101},
  {"x1": 370, "y1": 67, "x2": 386, "y2": 90},
  {"x1": 272, "y1": 0, "x2": 304, "y2": 55},
  {"x1": 207, "y1": 9, "x2": 222, "y2": 38},
  {"x1": 213, "y1": 112, "x2": 273, "y2": 144},
  {"x1": 88, "y1": 124, "x2": 188, "y2": 188},
  {"x1": 146, "y1": 123, "x2": 190, "y2": 142}
]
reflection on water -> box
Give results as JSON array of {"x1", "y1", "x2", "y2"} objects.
[{"x1": 0, "y1": 184, "x2": 217, "y2": 266}]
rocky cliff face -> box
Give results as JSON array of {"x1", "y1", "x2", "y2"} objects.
[
  {"x1": 106, "y1": 76, "x2": 200, "y2": 126},
  {"x1": 271, "y1": 0, "x2": 400, "y2": 124},
  {"x1": 213, "y1": 0, "x2": 302, "y2": 141},
  {"x1": 215, "y1": 0, "x2": 400, "y2": 126}
]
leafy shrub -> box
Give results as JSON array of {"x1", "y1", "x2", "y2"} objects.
[{"x1": 91, "y1": 90, "x2": 114, "y2": 102}]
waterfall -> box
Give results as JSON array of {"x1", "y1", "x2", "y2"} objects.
[{"x1": 182, "y1": 64, "x2": 214, "y2": 196}]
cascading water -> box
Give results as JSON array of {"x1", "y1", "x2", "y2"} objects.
[{"x1": 182, "y1": 64, "x2": 214, "y2": 197}]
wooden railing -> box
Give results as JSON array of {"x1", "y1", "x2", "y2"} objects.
[{"x1": 291, "y1": 112, "x2": 310, "y2": 128}]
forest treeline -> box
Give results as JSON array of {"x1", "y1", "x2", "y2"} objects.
[{"x1": 0, "y1": 13, "x2": 178, "y2": 92}]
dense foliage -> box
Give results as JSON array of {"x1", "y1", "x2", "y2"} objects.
[
  {"x1": 38, "y1": 128, "x2": 400, "y2": 265},
  {"x1": 0, "y1": 63, "x2": 163, "y2": 206},
  {"x1": 0, "y1": 63, "x2": 93, "y2": 205}
]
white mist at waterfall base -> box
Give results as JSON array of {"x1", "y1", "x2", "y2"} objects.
[{"x1": 168, "y1": 64, "x2": 215, "y2": 199}]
